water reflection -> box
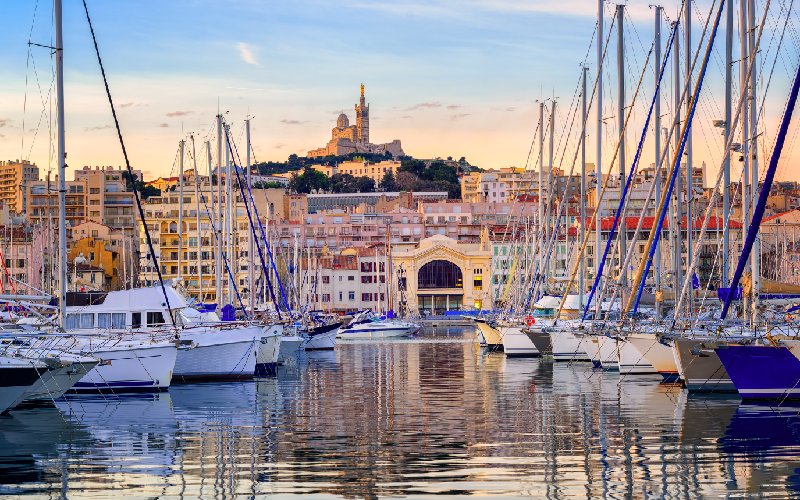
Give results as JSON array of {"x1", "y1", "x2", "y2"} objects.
[{"x1": 0, "y1": 327, "x2": 797, "y2": 497}]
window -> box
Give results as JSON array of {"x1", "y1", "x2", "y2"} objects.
[
  {"x1": 418, "y1": 260, "x2": 463, "y2": 289},
  {"x1": 474, "y1": 268, "x2": 482, "y2": 275},
  {"x1": 339, "y1": 291, "x2": 343, "y2": 301},
  {"x1": 112, "y1": 313, "x2": 126, "y2": 329},
  {"x1": 80, "y1": 313, "x2": 94, "y2": 328},
  {"x1": 16, "y1": 259, "x2": 24, "y2": 268},
  {"x1": 66, "y1": 313, "x2": 80, "y2": 329},
  {"x1": 322, "y1": 276, "x2": 330, "y2": 284},
  {"x1": 322, "y1": 294, "x2": 331, "y2": 302},
  {"x1": 348, "y1": 291, "x2": 355, "y2": 301},
  {"x1": 131, "y1": 312, "x2": 142, "y2": 329},
  {"x1": 474, "y1": 276, "x2": 483, "y2": 291},
  {"x1": 348, "y1": 275, "x2": 355, "y2": 281},
  {"x1": 147, "y1": 311, "x2": 165, "y2": 326},
  {"x1": 362, "y1": 293, "x2": 371, "y2": 301},
  {"x1": 98, "y1": 313, "x2": 111, "y2": 328}
]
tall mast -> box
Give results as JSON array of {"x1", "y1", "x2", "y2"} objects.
[
  {"x1": 685, "y1": 0, "x2": 694, "y2": 314},
  {"x1": 723, "y1": 0, "x2": 733, "y2": 287},
  {"x1": 178, "y1": 139, "x2": 185, "y2": 282},
  {"x1": 748, "y1": 0, "x2": 760, "y2": 321},
  {"x1": 617, "y1": 4, "x2": 627, "y2": 292},
  {"x1": 580, "y1": 66, "x2": 588, "y2": 308},
  {"x1": 739, "y1": 0, "x2": 750, "y2": 317},
  {"x1": 548, "y1": 99, "x2": 556, "y2": 279},
  {"x1": 191, "y1": 136, "x2": 203, "y2": 303},
  {"x1": 654, "y1": 5, "x2": 663, "y2": 318},
  {"x1": 55, "y1": 0, "x2": 67, "y2": 329},
  {"x1": 246, "y1": 118, "x2": 254, "y2": 313},
  {"x1": 225, "y1": 123, "x2": 233, "y2": 305},
  {"x1": 538, "y1": 101, "x2": 545, "y2": 286},
  {"x1": 672, "y1": 19, "x2": 683, "y2": 311},
  {"x1": 595, "y1": 0, "x2": 604, "y2": 316},
  {"x1": 215, "y1": 116, "x2": 223, "y2": 305}
]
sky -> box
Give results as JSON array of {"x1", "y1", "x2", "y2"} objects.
[{"x1": 0, "y1": 0, "x2": 798, "y2": 184}]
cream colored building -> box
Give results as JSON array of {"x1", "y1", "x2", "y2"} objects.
[
  {"x1": 460, "y1": 168, "x2": 540, "y2": 203},
  {"x1": 335, "y1": 160, "x2": 400, "y2": 184},
  {"x1": 0, "y1": 160, "x2": 39, "y2": 213},
  {"x1": 390, "y1": 233, "x2": 492, "y2": 314}
]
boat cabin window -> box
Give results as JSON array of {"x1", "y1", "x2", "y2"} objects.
[
  {"x1": 80, "y1": 313, "x2": 94, "y2": 329},
  {"x1": 132, "y1": 312, "x2": 142, "y2": 329},
  {"x1": 98, "y1": 313, "x2": 111, "y2": 328},
  {"x1": 112, "y1": 313, "x2": 126, "y2": 329},
  {"x1": 147, "y1": 311, "x2": 165, "y2": 327},
  {"x1": 65, "y1": 313, "x2": 80, "y2": 329}
]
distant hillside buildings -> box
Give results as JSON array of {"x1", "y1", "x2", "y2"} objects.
[{"x1": 307, "y1": 84, "x2": 404, "y2": 158}]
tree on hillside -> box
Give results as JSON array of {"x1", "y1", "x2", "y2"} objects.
[
  {"x1": 329, "y1": 173, "x2": 375, "y2": 193},
  {"x1": 122, "y1": 171, "x2": 160, "y2": 200},
  {"x1": 379, "y1": 170, "x2": 398, "y2": 191},
  {"x1": 289, "y1": 166, "x2": 329, "y2": 193}
]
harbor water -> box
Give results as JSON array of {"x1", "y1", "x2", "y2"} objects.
[{"x1": 1, "y1": 326, "x2": 799, "y2": 497}]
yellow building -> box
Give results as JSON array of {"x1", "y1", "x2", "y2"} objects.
[
  {"x1": 336, "y1": 160, "x2": 400, "y2": 184},
  {"x1": 68, "y1": 236, "x2": 121, "y2": 290},
  {"x1": 390, "y1": 233, "x2": 492, "y2": 314}
]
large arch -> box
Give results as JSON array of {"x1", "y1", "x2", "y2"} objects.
[{"x1": 418, "y1": 260, "x2": 463, "y2": 289}]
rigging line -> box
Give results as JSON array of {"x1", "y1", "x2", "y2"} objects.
[
  {"x1": 537, "y1": 7, "x2": 653, "y2": 309},
  {"x1": 678, "y1": 0, "x2": 783, "y2": 317},
  {"x1": 227, "y1": 128, "x2": 292, "y2": 314},
  {"x1": 223, "y1": 125, "x2": 282, "y2": 319},
  {"x1": 582, "y1": 19, "x2": 679, "y2": 320},
  {"x1": 81, "y1": 0, "x2": 176, "y2": 329},
  {"x1": 524, "y1": 13, "x2": 619, "y2": 308},
  {"x1": 522, "y1": 118, "x2": 542, "y2": 171},
  {"x1": 754, "y1": 0, "x2": 796, "y2": 170}
]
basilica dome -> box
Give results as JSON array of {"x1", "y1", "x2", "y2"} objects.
[{"x1": 336, "y1": 113, "x2": 350, "y2": 128}]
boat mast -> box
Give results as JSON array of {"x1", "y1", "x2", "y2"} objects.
[
  {"x1": 739, "y1": 0, "x2": 750, "y2": 318},
  {"x1": 580, "y1": 65, "x2": 588, "y2": 309},
  {"x1": 548, "y1": 99, "x2": 556, "y2": 280},
  {"x1": 538, "y1": 100, "x2": 545, "y2": 297},
  {"x1": 225, "y1": 123, "x2": 233, "y2": 305},
  {"x1": 55, "y1": 0, "x2": 67, "y2": 329},
  {"x1": 748, "y1": 0, "x2": 760, "y2": 323},
  {"x1": 178, "y1": 139, "x2": 185, "y2": 283},
  {"x1": 654, "y1": 5, "x2": 663, "y2": 318},
  {"x1": 191, "y1": 136, "x2": 203, "y2": 302},
  {"x1": 616, "y1": 4, "x2": 627, "y2": 300},
  {"x1": 596, "y1": 0, "x2": 604, "y2": 317},
  {"x1": 246, "y1": 118, "x2": 254, "y2": 313},
  {"x1": 723, "y1": 0, "x2": 733, "y2": 288},
  {"x1": 215, "y1": 116, "x2": 223, "y2": 305},
  {"x1": 672, "y1": 18, "x2": 683, "y2": 314},
  {"x1": 685, "y1": 0, "x2": 694, "y2": 315}
]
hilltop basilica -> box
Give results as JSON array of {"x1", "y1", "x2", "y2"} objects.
[{"x1": 307, "y1": 84, "x2": 404, "y2": 158}]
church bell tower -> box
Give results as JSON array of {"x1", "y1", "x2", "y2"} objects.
[{"x1": 355, "y1": 83, "x2": 369, "y2": 144}]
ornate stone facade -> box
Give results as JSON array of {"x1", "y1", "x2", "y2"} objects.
[{"x1": 308, "y1": 84, "x2": 404, "y2": 158}]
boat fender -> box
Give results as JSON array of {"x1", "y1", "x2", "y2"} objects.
[{"x1": 525, "y1": 316, "x2": 535, "y2": 326}]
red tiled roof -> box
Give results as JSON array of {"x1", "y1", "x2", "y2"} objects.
[{"x1": 578, "y1": 215, "x2": 742, "y2": 231}]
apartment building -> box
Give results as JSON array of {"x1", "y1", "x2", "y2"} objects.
[{"x1": 0, "y1": 160, "x2": 39, "y2": 213}]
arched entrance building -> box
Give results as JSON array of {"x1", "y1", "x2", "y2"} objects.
[{"x1": 391, "y1": 234, "x2": 492, "y2": 315}]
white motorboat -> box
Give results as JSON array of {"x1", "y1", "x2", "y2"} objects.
[
  {"x1": 302, "y1": 322, "x2": 341, "y2": 350},
  {"x1": 0, "y1": 356, "x2": 48, "y2": 412},
  {"x1": 337, "y1": 311, "x2": 420, "y2": 340}
]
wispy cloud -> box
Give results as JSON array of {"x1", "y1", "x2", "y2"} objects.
[
  {"x1": 166, "y1": 111, "x2": 192, "y2": 117},
  {"x1": 237, "y1": 42, "x2": 259, "y2": 66},
  {"x1": 159, "y1": 123, "x2": 169, "y2": 128},
  {"x1": 450, "y1": 113, "x2": 471, "y2": 120},
  {"x1": 280, "y1": 119, "x2": 307, "y2": 125},
  {"x1": 406, "y1": 102, "x2": 442, "y2": 111},
  {"x1": 446, "y1": 104, "x2": 461, "y2": 110},
  {"x1": 274, "y1": 142, "x2": 286, "y2": 149},
  {"x1": 118, "y1": 102, "x2": 147, "y2": 109},
  {"x1": 0, "y1": 119, "x2": 11, "y2": 128},
  {"x1": 84, "y1": 125, "x2": 113, "y2": 132}
]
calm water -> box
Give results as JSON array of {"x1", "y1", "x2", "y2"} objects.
[{"x1": 2, "y1": 326, "x2": 800, "y2": 498}]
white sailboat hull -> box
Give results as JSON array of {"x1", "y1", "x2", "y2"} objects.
[
  {"x1": 255, "y1": 327, "x2": 282, "y2": 376},
  {"x1": 337, "y1": 323, "x2": 419, "y2": 339},
  {"x1": 550, "y1": 329, "x2": 591, "y2": 361},
  {"x1": 500, "y1": 326, "x2": 538, "y2": 357},
  {"x1": 74, "y1": 342, "x2": 177, "y2": 391},
  {"x1": 597, "y1": 335, "x2": 620, "y2": 370},
  {"x1": 23, "y1": 360, "x2": 99, "y2": 401},
  {"x1": 175, "y1": 327, "x2": 259, "y2": 380},
  {"x1": 618, "y1": 338, "x2": 658, "y2": 375},
  {"x1": 627, "y1": 333, "x2": 679, "y2": 381}
]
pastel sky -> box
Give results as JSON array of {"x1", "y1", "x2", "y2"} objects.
[{"x1": 0, "y1": 0, "x2": 797, "y2": 185}]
